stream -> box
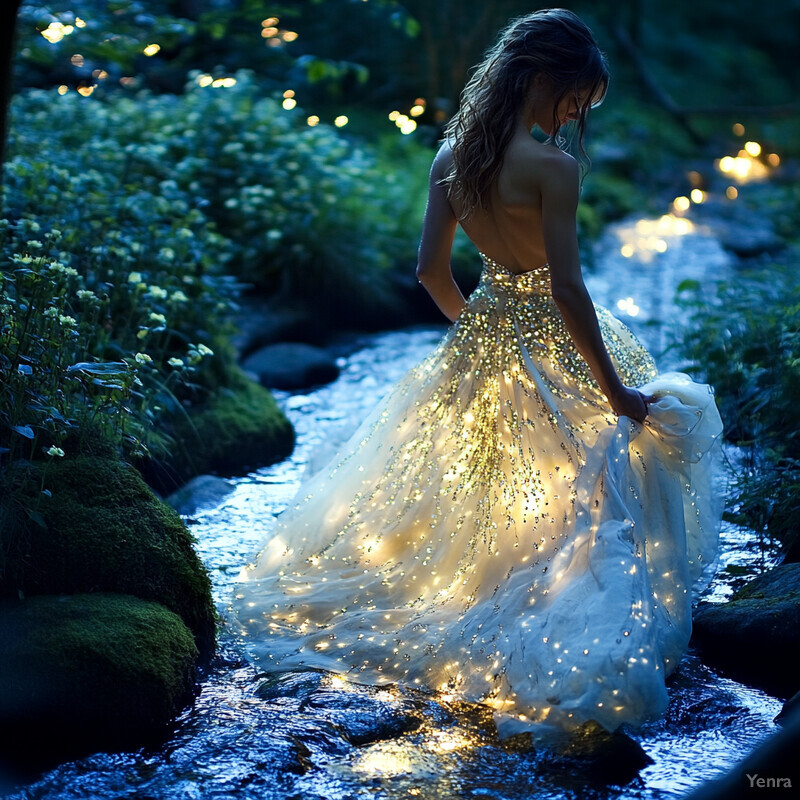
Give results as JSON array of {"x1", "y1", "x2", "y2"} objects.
[{"x1": 5, "y1": 214, "x2": 785, "y2": 800}]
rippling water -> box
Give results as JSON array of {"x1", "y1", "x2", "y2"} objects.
[{"x1": 3, "y1": 219, "x2": 784, "y2": 800}]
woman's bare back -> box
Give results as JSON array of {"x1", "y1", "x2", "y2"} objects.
[{"x1": 436, "y1": 132, "x2": 576, "y2": 274}]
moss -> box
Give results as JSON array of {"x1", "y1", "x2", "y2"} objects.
[
  {"x1": 1, "y1": 455, "x2": 215, "y2": 659},
  {"x1": 0, "y1": 593, "x2": 197, "y2": 766},
  {"x1": 168, "y1": 368, "x2": 295, "y2": 484}
]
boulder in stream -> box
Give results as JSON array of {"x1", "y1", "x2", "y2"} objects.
[
  {"x1": 0, "y1": 593, "x2": 198, "y2": 769},
  {"x1": 692, "y1": 563, "x2": 800, "y2": 697},
  {"x1": 242, "y1": 342, "x2": 340, "y2": 390},
  {"x1": 8, "y1": 454, "x2": 217, "y2": 659},
  {"x1": 165, "y1": 474, "x2": 236, "y2": 517}
]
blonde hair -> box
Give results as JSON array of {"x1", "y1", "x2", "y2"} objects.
[{"x1": 443, "y1": 8, "x2": 608, "y2": 219}]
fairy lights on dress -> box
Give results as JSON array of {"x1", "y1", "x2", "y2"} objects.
[{"x1": 233, "y1": 250, "x2": 720, "y2": 733}]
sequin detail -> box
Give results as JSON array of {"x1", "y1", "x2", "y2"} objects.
[{"x1": 233, "y1": 254, "x2": 721, "y2": 735}]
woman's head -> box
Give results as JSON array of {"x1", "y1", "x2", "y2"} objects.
[
  {"x1": 489, "y1": 9, "x2": 609, "y2": 139},
  {"x1": 444, "y1": 8, "x2": 608, "y2": 218}
]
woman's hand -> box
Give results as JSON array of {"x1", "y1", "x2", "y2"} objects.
[{"x1": 609, "y1": 385, "x2": 656, "y2": 423}]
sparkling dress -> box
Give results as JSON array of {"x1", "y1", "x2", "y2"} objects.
[{"x1": 233, "y1": 254, "x2": 722, "y2": 736}]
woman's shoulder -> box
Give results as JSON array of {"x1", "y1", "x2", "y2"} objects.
[
  {"x1": 430, "y1": 140, "x2": 454, "y2": 179},
  {"x1": 509, "y1": 137, "x2": 577, "y2": 175}
]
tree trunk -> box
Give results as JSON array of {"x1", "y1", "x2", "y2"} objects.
[{"x1": 0, "y1": 0, "x2": 22, "y2": 185}]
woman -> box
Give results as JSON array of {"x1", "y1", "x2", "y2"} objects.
[{"x1": 233, "y1": 9, "x2": 722, "y2": 737}]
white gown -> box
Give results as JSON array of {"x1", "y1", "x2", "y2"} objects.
[{"x1": 232, "y1": 254, "x2": 722, "y2": 736}]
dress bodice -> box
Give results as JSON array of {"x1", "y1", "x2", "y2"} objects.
[{"x1": 479, "y1": 252, "x2": 551, "y2": 296}]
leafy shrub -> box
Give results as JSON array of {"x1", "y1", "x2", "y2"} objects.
[
  {"x1": 0, "y1": 240, "x2": 141, "y2": 542},
  {"x1": 6, "y1": 74, "x2": 439, "y2": 322},
  {"x1": 676, "y1": 266, "x2": 800, "y2": 551}
]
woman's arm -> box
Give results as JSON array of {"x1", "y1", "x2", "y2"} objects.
[
  {"x1": 416, "y1": 148, "x2": 467, "y2": 322},
  {"x1": 541, "y1": 154, "x2": 649, "y2": 421}
]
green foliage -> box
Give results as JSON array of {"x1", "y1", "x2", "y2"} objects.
[
  {"x1": 1, "y1": 122, "x2": 232, "y2": 526},
  {"x1": 676, "y1": 265, "x2": 800, "y2": 550},
  {"x1": 0, "y1": 237, "x2": 146, "y2": 542}
]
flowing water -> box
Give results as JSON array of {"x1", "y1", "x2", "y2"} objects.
[{"x1": 3, "y1": 217, "x2": 785, "y2": 800}]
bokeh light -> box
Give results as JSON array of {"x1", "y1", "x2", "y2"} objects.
[{"x1": 40, "y1": 22, "x2": 74, "y2": 43}]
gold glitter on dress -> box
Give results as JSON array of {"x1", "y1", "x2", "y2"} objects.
[{"x1": 233, "y1": 252, "x2": 722, "y2": 736}]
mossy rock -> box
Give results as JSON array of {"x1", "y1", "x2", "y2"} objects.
[
  {"x1": 141, "y1": 369, "x2": 295, "y2": 493},
  {"x1": 3, "y1": 455, "x2": 215, "y2": 659},
  {"x1": 0, "y1": 593, "x2": 198, "y2": 767},
  {"x1": 692, "y1": 564, "x2": 800, "y2": 697}
]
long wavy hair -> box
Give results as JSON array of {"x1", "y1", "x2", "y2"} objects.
[{"x1": 443, "y1": 8, "x2": 609, "y2": 219}]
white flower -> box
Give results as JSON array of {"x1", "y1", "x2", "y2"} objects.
[
  {"x1": 46, "y1": 446, "x2": 65, "y2": 457},
  {"x1": 167, "y1": 357, "x2": 184, "y2": 368},
  {"x1": 11, "y1": 254, "x2": 33, "y2": 264},
  {"x1": 134, "y1": 352, "x2": 152, "y2": 364},
  {"x1": 27, "y1": 240, "x2": 43, "y2": 250},
  {"x1": 169, "y1": 290, "x2": 189, "y2": 303},
  {"x1": 197, "y1": 343, "x2": 214, "y2": 356},
  {"x1": 58, "y1": 314, "x2": 77, "y2": 327},
  {"x1": 159, "y1": 247, "x2": 175, "y2": 262},
  {"x1": 76, "y1": 289, "x2": 96, "y2": 301},
  {"x1": 266, "y1": 229, "x2": 282, "y2": 242},
  {"x1": 137, "y1": 329, "x2": 148, "y2": 340},
  {"x1": 148, "y1": 312, "x2": 167, "y2": 326},
  {"x1": 147, "y1": 285, "x2": 168, "y2": 300},
  {"x1": 44, "y1": 307, "x2": 60, "y2": 318},
  {"x1": 128, "y1": 272, "x2": 143, "y2": 283}
]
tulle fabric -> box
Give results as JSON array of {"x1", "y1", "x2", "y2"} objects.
[{"x1": 232, "y1": 255, "x2": 722, "y2": 735}]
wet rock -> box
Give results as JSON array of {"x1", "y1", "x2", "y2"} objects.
[
  {"x1": 165, "y1": 474, "x2": 236, "y2": 516},
  {"x1": 692, "y1": 563, "x2": 800, "y2": 696},
  {"x1": 548, "y1": 723, "x2": 654, "y2": 785},
  {"x1": 305, "y1": 683, "x2": 424, "y2": 745},
  {"x1": 257, "y1": 671, "x2": 424, "y2": 745},
  {"x1": 242, "y1": 342, "x2": 340, "y2": 390},
  {"x1": 255, "y1": 670, "x2": 326, "y2": 702},
  {"x1": 0, "y1": 593, "x2": 198, "y2": 769},
  {"x1": 689, "y1": 199, "x2": 783, "y2": 258}
]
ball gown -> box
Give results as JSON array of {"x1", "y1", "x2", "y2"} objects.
[{"x1": 232, "y1": 253, "x2": 722, "y2": 736}]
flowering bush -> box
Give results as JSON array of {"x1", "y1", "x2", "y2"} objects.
[
  {"x1": 6, "y1": 73, "x2": 435, "y2": 318},
  {"x1": 1, "y1": 74, "x2": 436, "y2": 484}
]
